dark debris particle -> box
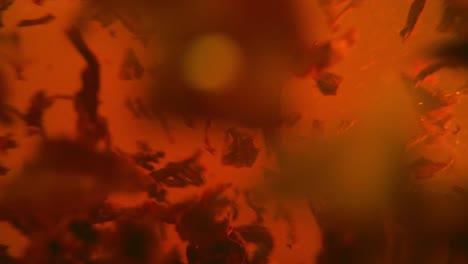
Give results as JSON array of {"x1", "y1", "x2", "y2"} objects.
[
  {"x1": 119, "y1": 48, "x2": 144, "y2": 80},
  {"x1": 222, "y1": 128, "x2": 259, "y2": 168},
  {"x1": 315, "y1": 72, "x2": 343, "y2": 96},
  {"x1": 17, "y1": 14, "x2": 55, "y2": 27},
  {"x1": 132, "y1": 141, "x2": 165, "y2": 171},
  {"x1": 415, "y1": 62, "x2": 446, "y2": 83},
  {"x1": 400, "y1": 0, "x2": 426, "y2": 41}
]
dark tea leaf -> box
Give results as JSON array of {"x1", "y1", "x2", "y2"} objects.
[
  {"x1": 150, "y1": 151, "x2": 205, "y2": 187},
  {"x1": 131, "y1": 141, "x2": 165, "y2": 171},
  {"x1": 222, "y1": 128, "x2": 259, "y2": 168},
  {"x1": 400, "y1": 0, "x2": 427, "y2": 41},
  {"x1": 22, "y1": 90, "x2": 55, "y2": 137},
  {"x1": 66, "y1": 27, "x2": 112, "y2": 148},
  {"x1": 315, "y1": 72, "x2": 343, "y2": 96}
]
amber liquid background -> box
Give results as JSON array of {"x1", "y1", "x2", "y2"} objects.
[{"x1": 0, "y1": 0, "x2": 467, "y2": 263}]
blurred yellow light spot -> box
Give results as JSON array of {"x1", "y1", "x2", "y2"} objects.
[{"x1": 183, "y1": 34, "x2": 242, "y2": 91}]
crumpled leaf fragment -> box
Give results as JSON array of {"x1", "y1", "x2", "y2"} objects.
[
  {"x1": 400, "y1": 0, "x2": 426, "y2": 41},
  {"x1": 131, "y1": 141, "x2": 164, "y2": 171},
  {"x1": 315, "y1": 72, "x2": 343, "y2": 95},
  {"x1": 222, "y1": 128, "x2": 259, "y2": 168},
  {"x1": 66, "y1": 27, "x2": 112, "y2": 149},
  {"x1": 149, "y1": 151, "x2": 205, "y2": 187}
]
